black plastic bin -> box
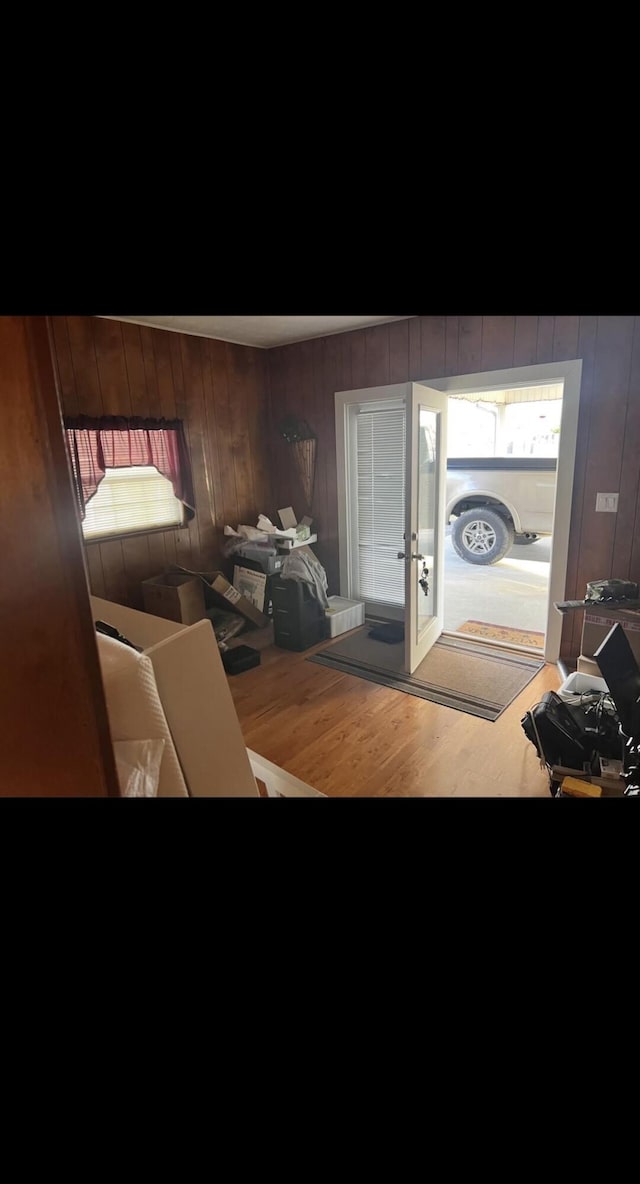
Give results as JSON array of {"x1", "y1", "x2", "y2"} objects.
[{"x1": 271, "y1": 578, "x2": 326, "y2": 652}]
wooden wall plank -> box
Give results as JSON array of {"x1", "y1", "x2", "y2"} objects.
[
  {"x1": 322, "y1": 334, "x2": 340, "y2": 590},
  {"x1": 92, "y1": 318, "x2": 130, "y2": 415},
  {"x1": 408, "y1": 317, "x2": 422, "y2": 380},
  {"x1": 50, "y1": 316, "x2": 79, "y2": 416},
  {"x1": 225, "y1": 342, "x2": 256, "y2": 528},
  {"x1": 349, "y1": 329, "x2": 367, "y2": 391},
  {"x1": 445, "y1": 316, "x2": 459, "y2": 376},
  {"x1": 292, "y1": 339, "x2": 316, "y2": 516},
  {"x1": 312, "y1": 337, "x2": 329, "y2": 546},
  {"x1": 420, "y1": 315, "x2": 446, "y2": 378},
  {"x1": 152, "y1": 329, "x2": 178, "y2": 421},
  {"x1": 481, "y1": 316, "x2": 515, "y2": 372},
  {"x1": 458, "y1": 316, "x2": 483, "y2": 373},
  {"x1": 207, "y1": 337, "x2": 238, "y2": 532},
  {"x1": 99, "y1": 539, "x2": 129, "y2": 606},
  {"x1": 0, "y1": 317, "x2": 117, "y2": 795},
  {"x1": 573, "y1": 316, "x2": 634, "y2": 597},
  {"x1": 536, "y1": 315, "x2": 555, "y2": 363},
  {"x1": 66, "y1": 315, "x2": 104, "y2": 415},
  {"x1": 336, "y1": 329, "x2": 353, "y2": 395},
  {"x1": 364, "y1": 324, "x2": 390, "y2": 387},
  {"x1": 200, "y1": 336, "x2": 226, "y2": 539},
  {"x1": 552, "y1": 316, "x2": 580, "y2": 362},
  {"x1": 513, "y1": 316, "x2": 538, "y2": 367},
  {"x1": 140, "y1": 326, "x2": 161, "y2": 412},
  {"x1": 180, "y1": 333, "x2": 216, "y2": 565},
  {"x1": 613, "y1": 317, "x2": 640, "y2": 579},
  {"x1": 389, "y1": 318, "x2": 409, "y2": 384},
  {"x1": 267, "y1": 345, "x2": 289, "y2": 514},
  {"x1": 121, "y1": 322, "x2": 150, "y2": 416},
  {"x1": 169, "y1": 334, "x2": 198, "y2": 571},
  {"x1": 85, "y1": 544, "x2": 106, "y2": 602},
  {"x1": 565, "y1": 316, "x2": 633, "y2": 658},
  {"x1": 120, "y1": 536, "x2": 153, "y2": 609}
]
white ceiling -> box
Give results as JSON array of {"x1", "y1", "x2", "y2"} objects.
[{"x1": 102, "y1": 314, "x2": 414, "y2": 349}]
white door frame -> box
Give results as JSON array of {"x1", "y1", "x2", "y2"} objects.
[
  {"x1": 421, "y1": 360, "x2": 582, "y2": 663},
  {"x1": 336, "y1": 359, "x2": 582, "y2": 665}
]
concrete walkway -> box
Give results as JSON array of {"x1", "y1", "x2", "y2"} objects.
[{"x1": 443, "y1": 529, "x2": 550, "y2": 635}]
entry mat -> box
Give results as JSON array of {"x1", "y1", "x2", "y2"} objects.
[
  {"x1": 307, "y1": 629, "x2": 545, "y2": 721},
  {"x1": 457, "y1": 620, "x2": 545, "y2": 650}
]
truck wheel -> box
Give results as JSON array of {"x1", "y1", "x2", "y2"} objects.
[
  {"x1": 513, "y1": 532, "x2": 539, "y2": 546},
  {"x1": 451, "y1": 508, "x2": 515, "y2": 565}
]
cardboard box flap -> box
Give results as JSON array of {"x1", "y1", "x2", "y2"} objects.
[{"x1": 170, "y1": 565, "x2": 268, "y2": 628}]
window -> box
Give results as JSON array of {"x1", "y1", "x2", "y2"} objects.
[
  {"x1": 64, "y1": 415, "x2": 195, "y2": 540},
  {"x1": 81, "y1": 465, "x2": 185, "y2": 540}
]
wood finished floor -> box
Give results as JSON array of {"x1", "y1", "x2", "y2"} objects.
[{"x1": 228, "y1": 631, "x2": 561, "y2": 798}]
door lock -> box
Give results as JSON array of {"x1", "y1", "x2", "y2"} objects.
[{"x1": 397, "y1": 551, "x2": 406, "y2": 560}]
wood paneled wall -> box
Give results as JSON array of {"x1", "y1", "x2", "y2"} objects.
[
  {"x1": 267, "y1": 315, "x2": 640, "y2": 662},
  {"x1": 0, "y1": 317, "x2": 118, "y2": 796},
  {"x1": 50, "y1": 317, "x2": 274, "y2": 609}
]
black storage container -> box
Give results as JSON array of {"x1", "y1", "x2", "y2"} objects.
[
  {"x1": 271, "y1": 577, "x2": 326, "y2": 651},
  {"x1": 221, "y1": 645, "x2": 261, "y2": 674}
]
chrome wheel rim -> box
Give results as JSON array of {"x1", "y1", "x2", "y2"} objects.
[{"x1": 461, "y1": 519, "x2": 497, "y2": 555}]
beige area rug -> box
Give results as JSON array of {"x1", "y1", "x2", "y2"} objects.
[
  {"x1": 307, "y1": 628, "x2": 544, "y2": 721},
  {"x1": 456, "y1": 620, "x2": 545, "y2": 650}
]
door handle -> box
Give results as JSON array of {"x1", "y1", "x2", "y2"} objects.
[{"x1": 412, "y1": 553, "x2": 424, "y2": 561}]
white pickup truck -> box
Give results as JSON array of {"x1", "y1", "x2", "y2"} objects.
[{"x1": 445, "y1": 457, "x2": 557, "y2": 565}]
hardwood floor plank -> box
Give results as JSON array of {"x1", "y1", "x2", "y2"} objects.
[{"x1": 228, "y1": 636, "x2": 561, "y2": 797}]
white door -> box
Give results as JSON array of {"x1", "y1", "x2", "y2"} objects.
[
  {"x1": 336, "y1": 381, "x2": 448, "y2": 675},
  {"x1": 403, "y1": 383, "x2": 448, "y2": 673}
]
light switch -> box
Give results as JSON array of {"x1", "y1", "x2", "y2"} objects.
[{"x1": 595, "y1": 492, "x2": 619, "y2": 512}]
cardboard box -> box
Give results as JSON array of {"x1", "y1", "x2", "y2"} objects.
[
  {"x1": 141, "y1": 573, "x2": 206, "y2": 625},
  {"x1": 233, "y1": 565, "x2": 268, "y2": 613},
  {"x1": 581, "y1": 606, "x2": 640, "y2": 663},
  {"x1": 170, "y1": 565, "x2": 268, "y2": 628}
]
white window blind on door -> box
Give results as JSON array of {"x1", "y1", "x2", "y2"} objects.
[{"x1": 355, "y1": 406, "x2": 406, "y2": 606}]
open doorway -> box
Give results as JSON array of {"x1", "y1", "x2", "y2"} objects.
[{"x1": 442, "y1": 381, "x2": 562, "y2": 654}]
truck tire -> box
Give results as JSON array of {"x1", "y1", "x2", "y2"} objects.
[
  {"x1": 451, "y1": 507, "x2": 514, "y2": 565},
  {"x1": 513, "y1": 532, "x2": 539, "y2": 546}
]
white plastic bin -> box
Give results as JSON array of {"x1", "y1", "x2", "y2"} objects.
[
  {"x1": 557, "y1": 671, "x2": 610, "y2": 701},
  {"x1": 325, "y1": 596, "x2": 365, "y2": 637}
]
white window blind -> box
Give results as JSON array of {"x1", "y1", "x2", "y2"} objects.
[
  {"x1": 355, "y1": 407, "x2": 406, "y2": 606},
  {"x1": 82, "y1": 466, "x2": 185, "y2": 540}
]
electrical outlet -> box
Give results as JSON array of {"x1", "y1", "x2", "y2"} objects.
[{"x1": 595, "y1": 492, "x2": 619, "y2": 512}]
